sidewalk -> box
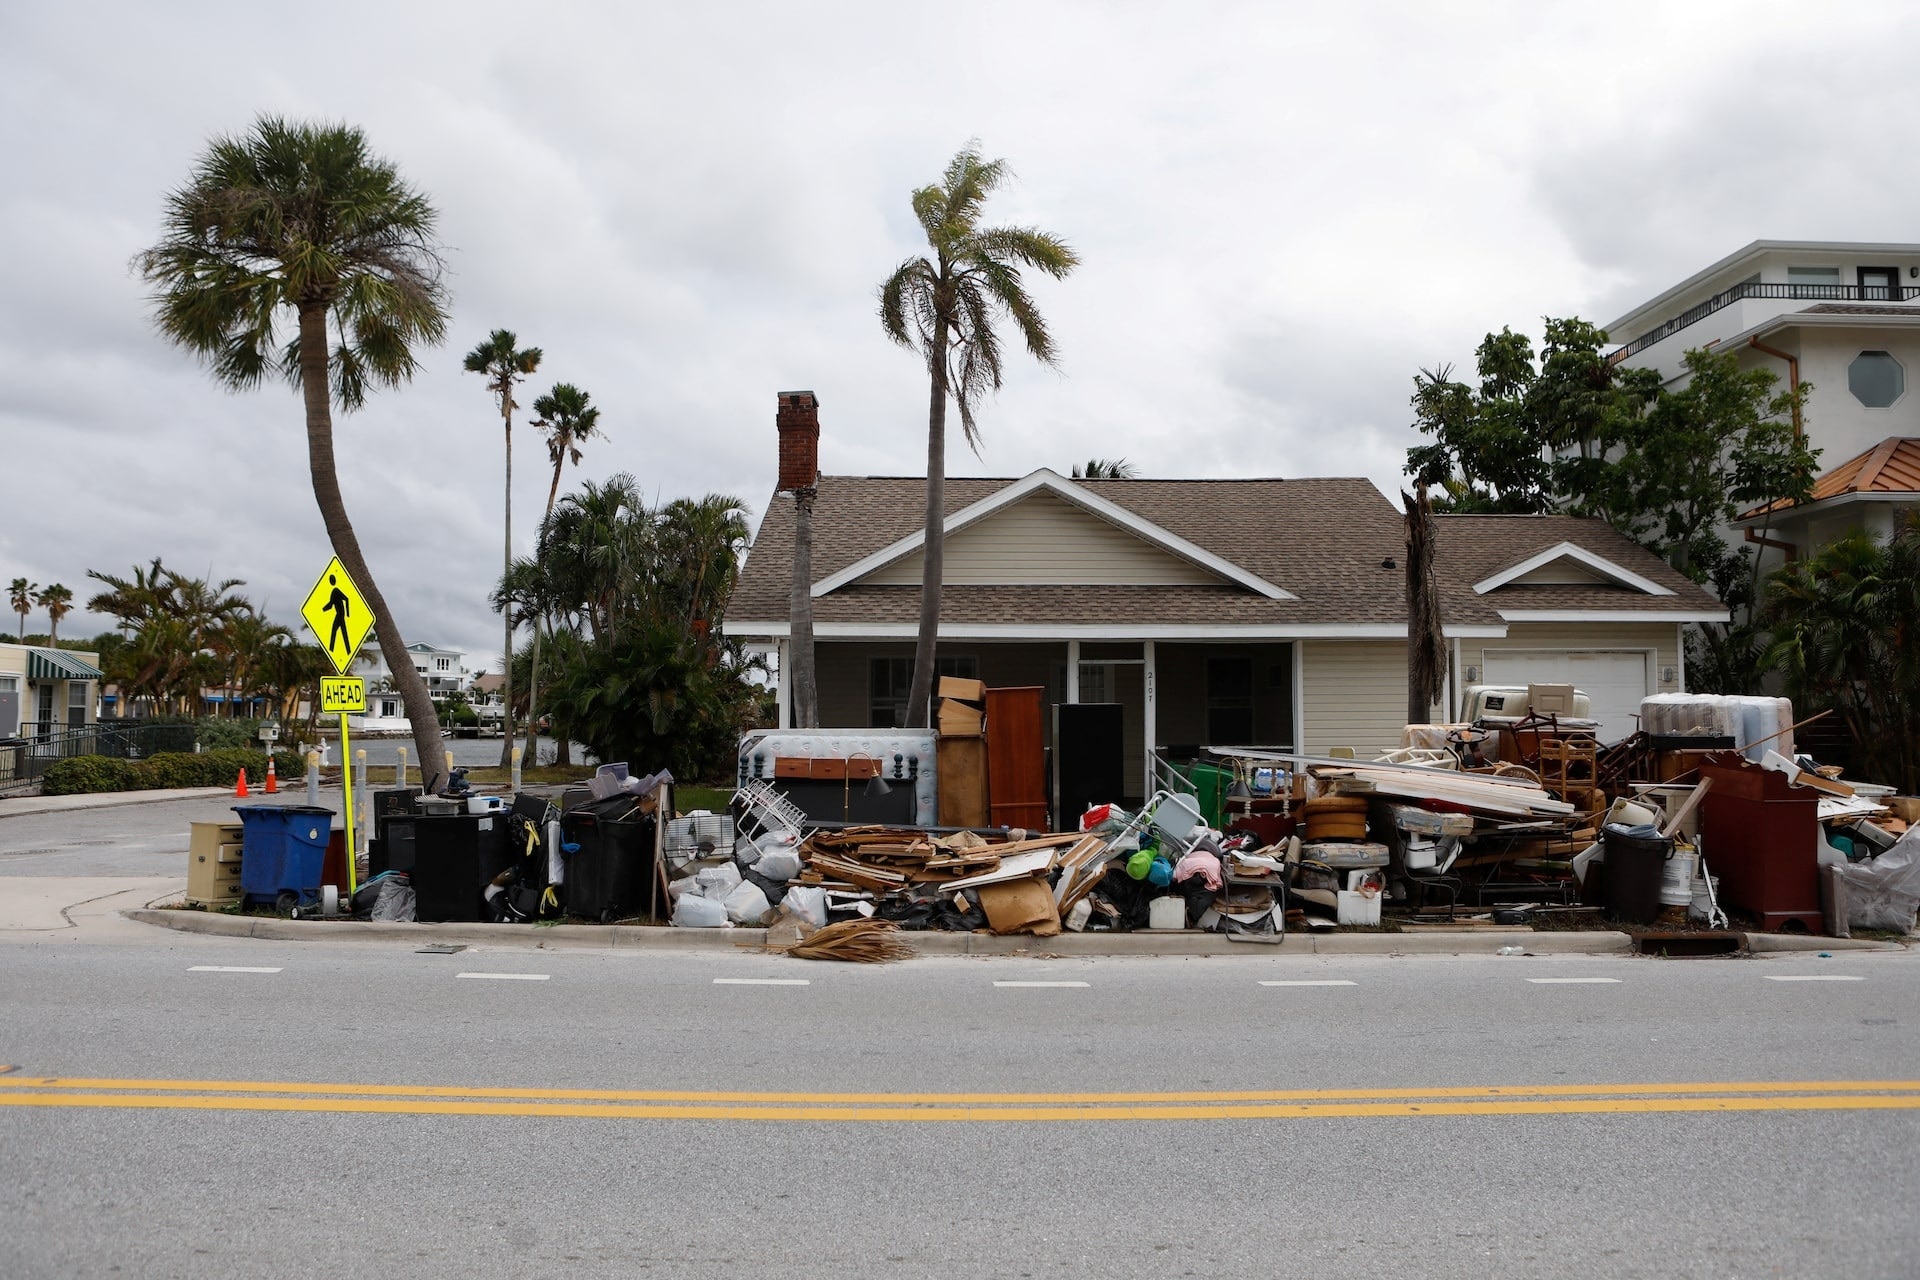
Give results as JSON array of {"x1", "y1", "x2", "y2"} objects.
[{"x1": 0, "y1": 785, "x2": 351, "y2": 820}]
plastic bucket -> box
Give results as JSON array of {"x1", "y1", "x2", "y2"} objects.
[
  {"x1": 1601, "y1": 826, "x2": 1674, "y2": 925},
  {"x1": 1660, "y1": 849, "x2": 1698, "y2": 906},
  {"x1": 1688, "y1": 875, "x2": 1720, "y2": 922}
]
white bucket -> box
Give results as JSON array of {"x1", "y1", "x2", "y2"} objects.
[{"x1": 1660, "y1": 850, "x2": 1698, "y2": 906}]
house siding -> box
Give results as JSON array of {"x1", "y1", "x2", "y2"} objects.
[
  {"x1": 1461, "y1": 621, "x2": 1682, "y2": 698},
  {"x1": 1298, "y1": 641, "x2": 1408, "y2": 758},
  {"x1": 861, "y1": 490, "x2": 1220, "y2": 586}
]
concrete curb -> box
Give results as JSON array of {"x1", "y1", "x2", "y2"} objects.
[
  {"x1": 0, "y1": 787, "x2": 235, "y2": 818},
  {"x1": 123, "y1": 909, "x2": 1636, "y2": 956},
  {"x1": 1742, "y1": 932, "x2": 1907, "y2": 953}
]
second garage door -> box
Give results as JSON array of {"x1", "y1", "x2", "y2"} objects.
[{"x1": 1481, "y1": 649, "x2": 1651, "y2": 743}]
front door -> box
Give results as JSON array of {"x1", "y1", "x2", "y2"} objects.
[
  {"x1": 1860, "y1": 266, "x2": 1899, "y2": 301},
  {"x1": 36, "y1": 684, "x2": 55, "y2": 737}
]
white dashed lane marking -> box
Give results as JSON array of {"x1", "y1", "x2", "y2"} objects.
[
  {"x1": 1526, "y1": 977, "x2": 1623, "y2": 985},
  {"x1": 713, "y1": 978, "x2": 811, "y2": 986},
  {"x1": 1259, "y1": 980, "x2": 1358, "y2": 987},
  {"x1": 456, "y1": 972, "x2": 550, "y2": 982},
  {"x1": 187, "y1": 966, "x2": 282, "y2": 974},
  {"x1": 1765, "y1": 974, "x2": 1864, "y2": 982},
  {"x1": 994, "y1": 981, "x2": 1090, "y2": 988}
]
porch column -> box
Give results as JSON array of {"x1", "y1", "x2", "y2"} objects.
[
  {"x1": 1065, "y1": 639, "x2": 1080, "y2": 703},
  {"x1": 775, "y1": 640, "x2": 792, "y2": 729},
  {"x1": 1142, "y1": 640, "x2": 1156, "y2": 799}
]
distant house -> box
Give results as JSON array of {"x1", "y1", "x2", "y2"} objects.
[
  {"x1": 1606, "y1": 240, "x2": 1920, "y2": 564},
  {"x1": 0, "y1": 642, "x2": 102, "y2": 739},
  {"x1": 726, "y1": 469, "x2": 1723, "y2": 801},
  {"x1": 351, "y1": 638, "x2": 466, "y2": 721}
]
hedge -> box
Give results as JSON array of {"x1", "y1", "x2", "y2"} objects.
[{"x1": 41, "y1": 749, "x2": 309, "y2": 796}]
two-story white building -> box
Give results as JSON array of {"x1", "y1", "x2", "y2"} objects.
[
  {"x1": 351, "y1": 638, "x2": 466, "y2": 725},
  {"x1": 1604, "y1": 240, "x2": 1920, "y2": 565}
]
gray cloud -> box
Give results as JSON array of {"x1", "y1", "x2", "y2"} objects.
[{"x1": 3, "y1": 0, "x2": 1906, "y2": 662}]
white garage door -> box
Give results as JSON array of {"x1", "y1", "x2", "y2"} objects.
[{"x1": 1482, "y1": 650, "x2": 1651, "y2": 743}]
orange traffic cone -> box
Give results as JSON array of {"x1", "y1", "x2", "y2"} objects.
[
  {"x1": 265, "y1": 758, "x2": 278, "y2": 794},
  {"x1": 235, "y1": 768, "x2": 250, "y2": 798}
]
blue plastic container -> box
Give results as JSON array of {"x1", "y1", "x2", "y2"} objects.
[{"x1": 235, "y1": 805, "x2": 334, "y2": 904}]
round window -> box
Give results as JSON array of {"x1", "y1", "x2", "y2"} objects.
[{"x1": 1848, "y1": 350, "x2": 1905, "y2": 408}]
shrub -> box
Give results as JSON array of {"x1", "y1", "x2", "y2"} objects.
[{"x1": 38, "y1": 747, "x2": 306, "y2": 795}]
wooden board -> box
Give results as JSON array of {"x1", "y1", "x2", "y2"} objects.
[{"x1": 937, "y1": 736, "x2": 989, "y2": 828}]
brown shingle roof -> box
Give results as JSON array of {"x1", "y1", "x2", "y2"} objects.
[{"x1": 725, "y1": 474, "x2": 1721, "y2": 634}]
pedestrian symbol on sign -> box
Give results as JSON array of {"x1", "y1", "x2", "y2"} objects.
[{"x1": 299, "y1": 556, "x2": 374, "y2": 676}]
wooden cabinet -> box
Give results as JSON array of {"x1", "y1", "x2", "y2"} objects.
[
  {"x1": 937, "y1": 735, "x2": 989, "y2": 828},
  {"x1": 985, "y1": 686, "x2": 1048, "y2": 832},
  {"x1": 187, "y1": 820, "x2": 245, "y2": 907}
]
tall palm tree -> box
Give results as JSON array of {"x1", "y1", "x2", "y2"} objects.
[
  {"x1": 523, "y1": 382, "x2": 601, "y2": 760},
  {"x1": 138, "y1": 116, "x2": 454, "y2": 786},
  {"x1": 1071, "y1": 458, "x2": 1138, "y2": 479},
  {"x1": 36, "y1": 584, "x2": 73, "y2": 645},
  {"x1": 464, "y1": 329, "x2": 543, "y2": 766},
  {"x1": 9, "y1": 578, "x2": 36, "y2": 641},
  {"x1": 878, "y1": 145, "x2": 1077, "y2": 726}
]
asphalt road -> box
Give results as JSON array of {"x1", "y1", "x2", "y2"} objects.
[{"x1": 3, "y1": 932, "x2": 1916, "y2": 1280}]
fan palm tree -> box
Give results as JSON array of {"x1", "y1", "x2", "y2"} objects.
[
  {"x1": 464, "y1": 329, "x2": 543, "y2": 766},
  {"x1": 878, "y1": 145, "x2": 1077, "y2": 725},
  {"x1": 1071, "y1": 458, "x2": 1138, "y2": 479},
  {"x1": 35, "y1": 584, "x2": 73, "y2": 645},
  {"x1": 137, "y1": 116, "x2": 454, "y2": 786},
  {"x1": 522, "y1": 382, "x2": 601, "y2": 759},
  {"x1": 9, "y1": 578, "x2": 36, "y2": 641}
]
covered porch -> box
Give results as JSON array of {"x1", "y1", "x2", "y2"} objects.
[{"x1": 771, "y1": 637, "x2": 1298, "y2": 808}]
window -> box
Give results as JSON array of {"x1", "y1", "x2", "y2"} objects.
[
  {"x1": 868, "y1": 655, "x2": 977, "y2": 727},
  {"x1": 1206, "y1": 658, "x2": 1255, "y2": 744},
  {"x1": 1849, "y1": 350, "x2": 1905, "y2": 408},
  {"x1": 435, "y1": 657, "x2": 451, "y2": 670},
  {"x1": 1860, "y1": 266, "x2": 1899, "y2": 301},
  {"x1": 1787, "y1": 265, "x2": 1841, "y2": 298},
  {"x1": 67, "y1": 682, "x2": 88, "y2": 729}
]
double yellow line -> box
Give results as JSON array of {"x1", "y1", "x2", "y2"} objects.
[{"x1": 3, "y1": 1072, "x2": 1919, "y2": 1122}]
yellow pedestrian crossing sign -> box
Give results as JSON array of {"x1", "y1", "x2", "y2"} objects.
[
  {"x1": 301, "y1": 556, "x2": 374, "y2": 676},
  {"x1": 320, "y1": 676, "x2": 367, "y2": 714}
]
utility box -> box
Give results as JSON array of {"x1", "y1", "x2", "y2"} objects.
[{"x1": 186, "y1": 820, "x2": 245, "y2": 907}]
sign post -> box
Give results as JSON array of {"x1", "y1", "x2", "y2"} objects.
[{"x1": 303, "y1": 557, "x2": 375, "y2": 897}]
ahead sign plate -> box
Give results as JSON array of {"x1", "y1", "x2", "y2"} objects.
[{"x1": 320, "y1": 677, "x2": 367, "y2": 714}]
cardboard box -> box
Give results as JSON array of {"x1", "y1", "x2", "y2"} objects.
[
  {"x1": 976, "y1": 875, "x2": 1061, "y2": 936},
  {"x1": 935, "y1": 698, "x2": 985, "y2": 736},
  {"x1": 938, "y1": 676, "x2": 987, "y2": 704}
]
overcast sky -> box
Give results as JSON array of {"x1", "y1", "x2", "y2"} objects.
[{"x1": 6, "y1": 1, "x2": 1918, "y2": 670}]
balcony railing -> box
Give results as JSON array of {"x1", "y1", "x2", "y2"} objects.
[{"x1": 1610, "y1": 282, "x2": 1920, "y2": 363}]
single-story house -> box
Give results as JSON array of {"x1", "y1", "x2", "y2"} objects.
[
  {"x1": 725, "y1": 468, "x2": 1725, "y2": 803},
  {"x1": 0, "y1": 642, "x2": 103, "y2": 739}
]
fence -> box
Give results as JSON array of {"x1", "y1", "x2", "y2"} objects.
[{"x1": 0, "y1": 721, "x2": 199, "y2": 796}]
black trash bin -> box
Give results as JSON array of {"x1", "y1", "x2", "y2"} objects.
[
  {"x1": 1602, "y1": 823, "x2": 1674, "y2": 926},
  {"x1": 412, "y1": 813, "x2": 512, "y2": 922},
  {"x1": 560, "y1": 798, "x2": 659, "y2": 924}
]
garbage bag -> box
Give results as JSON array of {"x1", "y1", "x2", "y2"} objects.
[
  {"x1": 1833, "y1": 828, "x2": 1920, "y2": 931},
  {"x1": 666, "y1": 875, "x2": 700, "y2": 901},
  {"x1": 371, "y1": 874, "x2": 415, "y2": 923},
  {"x1": 695, "y1": 861, "x2": 743, "y2": 900},
  {"x1": 785, "y1": 885, "x2": 828, "y2": 929},
  {"x1": 721, "y1": 880, "x2": 772, "y2": 925},
  {"x1": 754, "y1": 848, "x2": 804, "y2": 882},
  {"x1": 672, "y1": 892, "x2": 728, "y2": 928},
  {"x1": 743, "y1": 867, "x2": 788, "y2": 906}
]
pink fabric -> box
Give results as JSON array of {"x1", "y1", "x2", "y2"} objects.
[{"x1": 1172, "y1": 848, "x2": 1222, "y2": 891}]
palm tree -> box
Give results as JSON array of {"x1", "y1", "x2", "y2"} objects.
[
  {"x1": 1072, "y1": 458, "x2": 1138, "y2": 479},
  {"x1": 523, "y1": 382, "x2": 601, "y2": 760},
  {"x1": 464, "y1": 329, "x2": 543, "y2": 766},
  {"x1": 9, "y1": 578, "x2": 36, "y2": 641},
  {"x1": 35, "y1": 584, "x2": 73, "y2": 645},
  {"x1": 878, "y1": 145, "x2": 1078, "y2": 726},
  {"x1": 138, "y1": 116, "x2": 454, "y2": 787}
]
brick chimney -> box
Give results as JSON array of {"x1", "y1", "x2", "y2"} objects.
[{"x1": 776, "y1": 390, "x2": 820, "y2": 492}]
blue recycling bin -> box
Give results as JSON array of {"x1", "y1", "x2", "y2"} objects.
[{"x1": 235, "y1": 805, "x2": 334, "y2": 907}]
